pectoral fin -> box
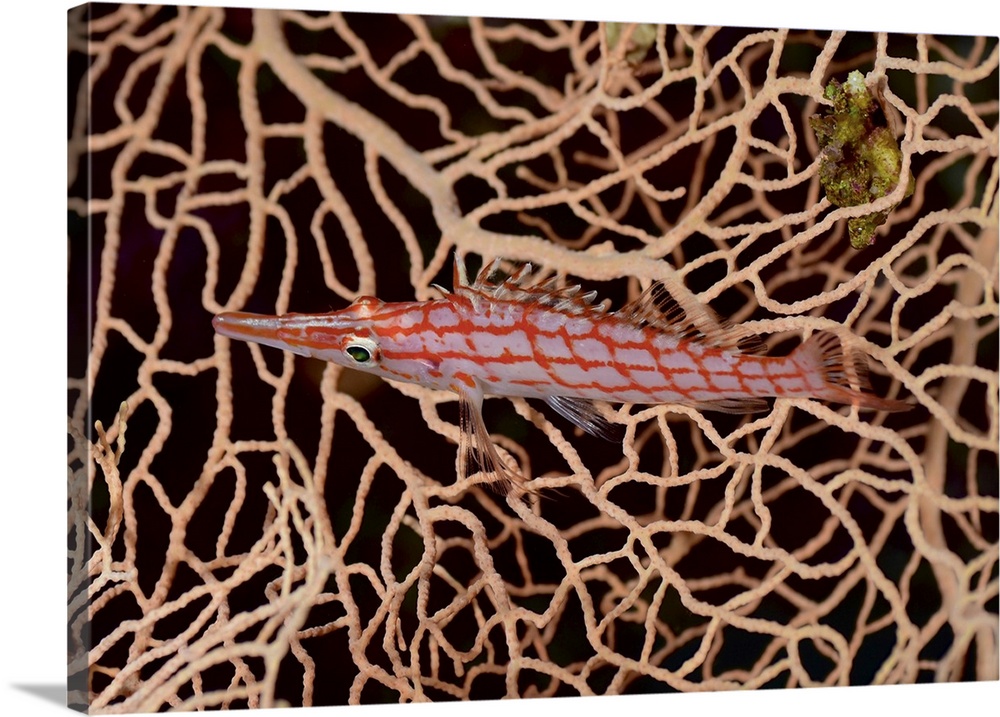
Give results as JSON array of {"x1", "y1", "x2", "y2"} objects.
[{"x1": 456, "y1": 379, "x2": 529, "y2": 500}]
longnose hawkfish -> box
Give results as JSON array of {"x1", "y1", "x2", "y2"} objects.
[{"x1": 213, "y1": 257, "x2": 911, "y2": 498}]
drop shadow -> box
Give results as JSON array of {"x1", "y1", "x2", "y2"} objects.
[{"x1": 11, "y1": 683, "x2": 66, "y2": 708}]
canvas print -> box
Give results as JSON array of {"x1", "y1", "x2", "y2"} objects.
[{"x1": 67, "y1": 3, "x2": 999, "y2": 712}]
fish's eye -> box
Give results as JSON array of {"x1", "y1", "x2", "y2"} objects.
[
  {"x1": 343, "y1": 337, "x2": 379, "y2": 365},
  {"x1": 346, "y1": 345, "x2": 371, "y2": 363}
]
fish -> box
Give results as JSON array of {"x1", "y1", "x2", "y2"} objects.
[{"x1": 213, "y1": 256, "x2": 911, "y2": 498}]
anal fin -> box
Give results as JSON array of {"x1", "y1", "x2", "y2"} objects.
[
  {"x1": 689, "y1": 397, "x2": 771, "y2": 414},
  {"x1": 545, "y1": 395, "x2": 623, "y2": 441}
]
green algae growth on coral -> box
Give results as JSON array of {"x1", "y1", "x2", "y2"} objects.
[
  {"x1": 606, "y1": 22, "x2": 657, "y2": 64},
  {"x1": 810, "y1": 70, "x2": 914, "y2": 249}
]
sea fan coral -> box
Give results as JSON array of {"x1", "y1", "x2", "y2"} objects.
[{"x1": 68, "y1": 5, "x2": 998, "y2": 711}]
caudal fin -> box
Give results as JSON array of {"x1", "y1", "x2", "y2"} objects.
[{"x1": 793, "y1": 331, "x2": 913, "y2": 412}]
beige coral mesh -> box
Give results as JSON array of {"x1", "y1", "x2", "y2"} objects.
[{"x1": 67, "y1": 5, "x2": 999, "y2": 712}]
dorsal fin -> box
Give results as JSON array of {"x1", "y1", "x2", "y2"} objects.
[
  {"x1": 455, "y1": 256, "x2": 609, "y2": 317},
  {"x1": 452, "y1": 256, "x2": 760, "y2": 351},
  {"x1": 618, "y1": 283, "x2": 765, "y2": 355}
]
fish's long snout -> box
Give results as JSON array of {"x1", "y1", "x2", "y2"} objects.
[
  {"x1": 213, "y1": 311, "x2": 301, "y2": 354},
  {"x1": 213, "y1": 311, "x2": 279, "y2": 340}
]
